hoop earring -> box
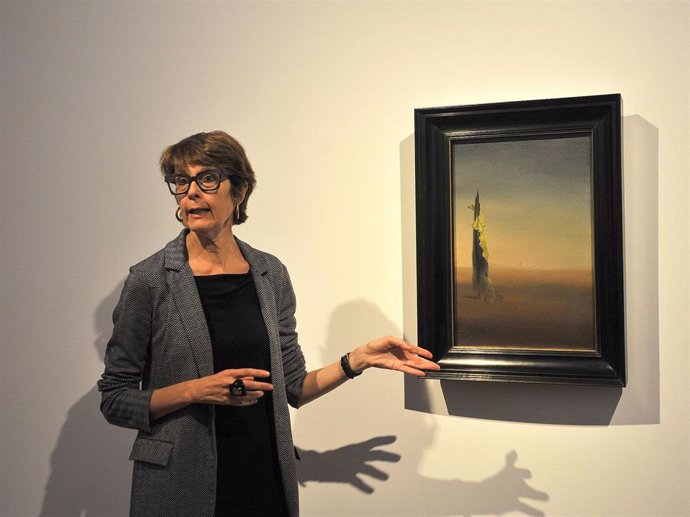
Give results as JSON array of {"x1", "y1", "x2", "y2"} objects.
[
  {"x1": 175, "y1": 207, "x2": 183, "y2": 222},
  {"x1": 235, "y1": 204, "x2": 240, "y2": 222}
]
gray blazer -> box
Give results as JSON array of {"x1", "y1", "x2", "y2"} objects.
[{"x1": 98, "y1": 230, "x2": 307, "y2": 517}]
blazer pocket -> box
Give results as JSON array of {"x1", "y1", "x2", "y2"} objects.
[{"x1": 129, "y1": 437, "x2": 173, "y2": 467}]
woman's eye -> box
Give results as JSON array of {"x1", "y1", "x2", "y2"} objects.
[
  {"x1": 200, "y1": 173, "x2": 220, "y2": 187},
  {"x1": 174, "y1": 176, "x2": 190, "y2": 186}
]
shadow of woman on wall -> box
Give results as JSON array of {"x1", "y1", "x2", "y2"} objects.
[
  {"x1": 40, "y1": 280, "x2": 135, "y2": 517},
  {"x1": 39, "y1": 288, "x2": 548, "y2": 516}
]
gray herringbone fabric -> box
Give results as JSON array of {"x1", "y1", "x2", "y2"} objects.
[{"x1": 98, "y1": 229, "x2": 307, "y2": 517}]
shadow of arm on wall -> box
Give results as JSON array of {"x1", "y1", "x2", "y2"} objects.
[
  {"x1": 39, "y1": 387, "x2": 135, "y2": 517},
  {"x1": 296, "y1": 436, "x2": 401, "y2": 494},
  {"x1": 41, "y1": 281, "x2": 133, "y2": 516}
]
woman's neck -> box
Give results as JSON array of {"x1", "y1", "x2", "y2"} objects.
[{"x1": 185, "y1": 228, "x2": 250, "y2": 275}]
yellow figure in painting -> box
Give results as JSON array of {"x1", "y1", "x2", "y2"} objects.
[{"x1": 469, "y1": 191, "x2": 498, "y2": 303}]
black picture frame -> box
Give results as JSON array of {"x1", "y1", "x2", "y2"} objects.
[{"x1": 415, "y1": 94, "x2": 625, "y2": 386}]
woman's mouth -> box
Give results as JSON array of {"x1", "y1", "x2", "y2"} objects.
[{"x1": 188, "y1": 208, "x2": 210, "y2": 218}]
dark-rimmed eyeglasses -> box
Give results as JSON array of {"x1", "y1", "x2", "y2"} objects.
[{"x1": 164, "y1": 169, "x2": 229, "y2": 195}]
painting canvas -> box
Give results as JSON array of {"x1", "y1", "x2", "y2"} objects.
[
  {"x1": 414, "y1": 94, "x2": 625, "y2": 385},
  {"x1": 453, "y1": 135, "x2": 595, "y2": 352}
]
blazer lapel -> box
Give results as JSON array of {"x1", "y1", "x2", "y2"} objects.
[
  {"x1": 164, "y1": 230, "x2": 215, "y2": 378},
  {"x1": 238, "y1": 239, "x2": 284, "y2": 379}
]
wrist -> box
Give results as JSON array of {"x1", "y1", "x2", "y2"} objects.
[
  {"x1": 346, "y1": 348, "x2": 369, "y2": 374},
  {"x1": 340, "y1": 353, "x2": 361, "y2": 379},
  {"x1": 185, "y1": 379, "x2": 199, "y2": 403}
]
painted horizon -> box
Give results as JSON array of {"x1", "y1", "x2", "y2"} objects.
[{"x1": 452, "y1": 135, "x2": 596, "y2": 352}]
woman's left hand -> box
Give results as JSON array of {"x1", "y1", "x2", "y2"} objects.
[{"x1": 348, "y1": 336, "x2": 440, "y2": 377}]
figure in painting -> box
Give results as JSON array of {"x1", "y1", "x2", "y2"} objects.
[{"x1": 469, "y1": 191, "x2": 498, "y2": 303}]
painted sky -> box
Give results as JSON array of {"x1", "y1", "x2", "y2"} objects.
[{"x1": 454, "y1": 135, "x2": 593, "y2": 270}]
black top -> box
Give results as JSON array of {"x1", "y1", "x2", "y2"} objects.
[{"x1": 194, "y1": 273, "x2": 288, "y2": 517}]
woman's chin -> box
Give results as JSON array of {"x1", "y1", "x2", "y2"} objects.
[
  {"x1": 186, "y1": 221, "x2": 229, "y2": 239},
  {"x1": 186, "y1": 220, "x2": 211, "y2": 233}
]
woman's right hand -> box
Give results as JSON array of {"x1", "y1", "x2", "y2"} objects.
[
  {"x1": 150, "y1": 368, "x2": 273, "y2": 421},
  {"x1": 190, "y1": 368, "x2": 273, "y2": 406}
]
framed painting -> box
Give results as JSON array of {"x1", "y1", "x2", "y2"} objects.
[{"x1": 415, "y1": 94, "x2": 625, "y2": 386}]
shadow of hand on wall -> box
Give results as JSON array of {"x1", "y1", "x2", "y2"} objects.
[
  {"x1": 391, "y1": 450, "x2": 548, "y2": 517},
  {"x1": 40, "y1": 280, "x2": 134, "y2": 517},
  {"x1": 293, "y1": 299, "x2": 549, "y2": 516},
  {"x1": 297, "y1": 435, "x2": 401, "y2": 494},
  {"x1": 445, "y1": 450, "x2": 548, "y2": 517},
  {"x1": 297, "y1": 435, "x2": 547, "y2": 516}
]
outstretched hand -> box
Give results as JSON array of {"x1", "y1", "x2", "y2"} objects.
[{"x1": 349, "y1": 336, "x2": 440, "y2": 376}]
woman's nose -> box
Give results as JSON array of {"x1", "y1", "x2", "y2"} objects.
[{"x1": 186, "y1": 178, "x2": 201, "y2": 197}]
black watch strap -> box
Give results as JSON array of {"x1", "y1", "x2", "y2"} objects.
[{"x1": 340, "y1": 353, "x2": 362, "y2": 379}]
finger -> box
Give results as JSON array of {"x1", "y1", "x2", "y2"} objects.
[
  {"x1": 386, "y1": 356, "x2": 438, "y2": 375},
  {"x1": 243, "y1": 381, "x2": 274, "y2": 391},
  {"x1": 390, "y1": 340, "x2": 438, "y2": 363},
  {"x1": 227, "y1": 393, "x2": 262, "y2": 406},
  {"x1": 222, "y1": 368, "x2": 271, "y2": 379},
  {"x1": 404, "y1": 353, "x2": 439, "y2": 367},
  {"x1": 358, "y1": 463, "x2": 390, "y2": 481},
  {"x1": 410, "y1": 346, "x2": 435, "y2": 359},
  {"x1": 397, "y1": 364, "x2": 430, "y2": 376},
  {"x1": 230, "y1": 399, "x2": 259, "y2": 407},
  {"x1": 356, "y1": 435, "x2": 397, "y2": 448},
  {"x1": 366, "y1": 450, "x2": 401, "y2": 463},
  {"x1": 514, "y1": 501, "x2": 545, "y2": 517},
  {"x1": 229, "y1": 390, "x2": 265, "y2": 401},
  {"x1": 350, "y1": 476, "x2": 374, "y2": 495},
  {"x1": 410, "y1": 357, "x2": 441, "y2": 370},
  {"x1": 385, "y1": 336, "x2": 413, "y2": 350},
  {"x1": 512, "y1": 466, "x2": 532, "y2": 479},
  {"x1": 383, "y1": 336, "x2": 435, "y2": 358},
  {"x1": 521, "y1": 485, "x2": 550, "y2": 501}
]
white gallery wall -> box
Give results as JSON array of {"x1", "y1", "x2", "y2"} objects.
[{"x1": 1, "y1": 1, "x2": 688, "y2": 516}]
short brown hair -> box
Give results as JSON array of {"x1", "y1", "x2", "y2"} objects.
[{"x1": 159, "y1": 131, "x2": 256, "y2": 225}]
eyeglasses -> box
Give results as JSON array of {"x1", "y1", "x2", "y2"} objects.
[{"x1": 164, "y1": 169, "x2": 228, "y2": 195}]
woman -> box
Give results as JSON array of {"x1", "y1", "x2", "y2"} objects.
[{"x1": 98, "y1": 131, "x2": 439, "y2": 517}]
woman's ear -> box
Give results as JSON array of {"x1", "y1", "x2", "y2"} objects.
[{"x1": 235, "y1": 183, "x2": 248, "y2": 206}]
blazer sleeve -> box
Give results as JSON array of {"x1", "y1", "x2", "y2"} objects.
[
  {"x1": 97, "y1": 269, "x2": 154, "y2": 433},
  {"x1": 277, "y1": 263, "x2": 307, "y2": 408}
]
